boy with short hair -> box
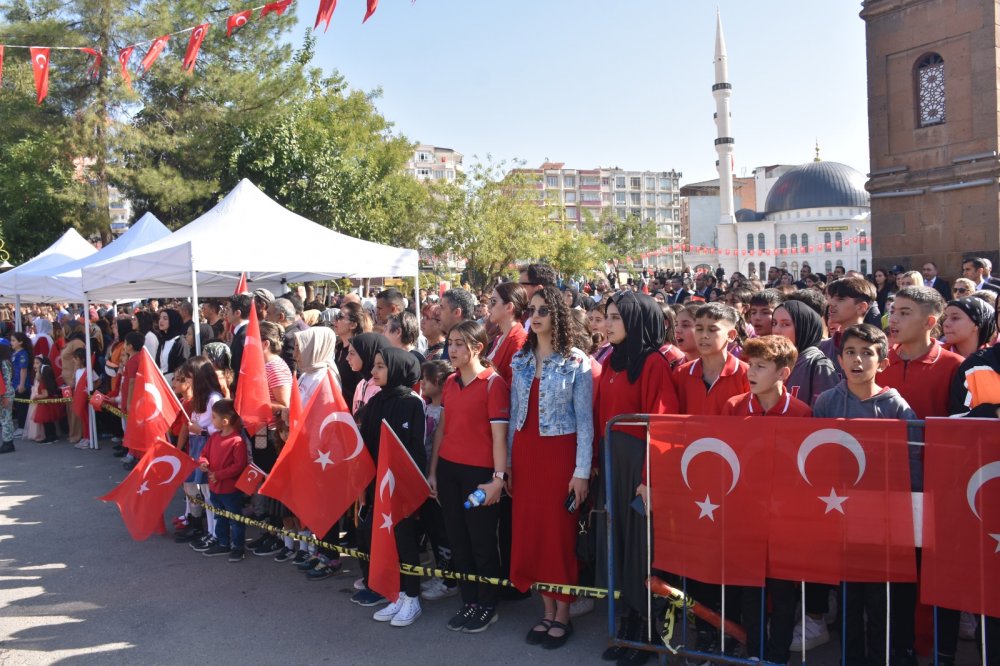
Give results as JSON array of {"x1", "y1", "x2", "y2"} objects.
[
  {"x1": 819, "y1": 277, "x2": 877, "y2": 374},
  {"x1": 674, "y1": 303, "x2": 750, "y2": 415},
  {"x1": 813, "y1": 324, "x2": 916, "y2": 666},
  {"x1": 748, "y1": 289, "x2": 784, "y2": 337},
  {"x1": 724, "y1": 335, "x2": 810, "y2": 664}
]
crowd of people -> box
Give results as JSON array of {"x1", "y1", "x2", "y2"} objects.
[{"x1": 2, "y1": 255, "x2": 999, "y2": 665}]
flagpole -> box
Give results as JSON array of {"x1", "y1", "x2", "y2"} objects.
[
  {"x1": 14, "y1": 295, "x2": 21, "y2": 332},
  {"x1": 190, "y1": 261, "x2": 201, "y2": 355},
  {"x1": 83, "y1": 294, "x2": 98, "y2": 450}
]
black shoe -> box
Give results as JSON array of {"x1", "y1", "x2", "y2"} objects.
[
  {"x1": 122, "y1": 459, "x2": 137, "y2": 471},
  {"x1": 447, "y1": 604, "x2": 478, "y2": 631},
  {"x1": 526, "y1": 619, "x2": 553, "y2": 645},
  {"x1": 273, "y1": 547, "x2": 295, "y2": 563},
  {"x1": 603, "y1": 615, "x2": 638, "y2": 661},
  {"x1": 202, "y1": 543, "x2": 231, "y2": 557},
  {"x1": 616, "y1": 648, "x2": 652, "y2": 666},
  {"x1": 306, "y1": 560, "x2": 342, "y2": 581},
  {"x1": 113, "y1": 448, "x2": 128, "y2": 457},
  {"x1": 291, "y1": 550, "x2": 309, "y2": 564},
  {"x1": 462, "y1": 605, "x2": 498, "y2": 633},
  {"x1": 191, "y1": 536, "x2": 218, "y2": 552},
  {"x1": 252, "y1": 537, "x2": 283, "y2": 557},
  {"x1": 0, "y1": 441, "x2": 14, "y2": 454},
  {"x1": 295, "y1": 555, "x2": 320, "y2": 572},
  {"x1": 245, "y1": 533, "x2": 270, "y2": 550},
  {"x1": 228, "y1": 549, "x2": 246, "y2": 563},
  {"x1": 542, "y1": 620, "x2": 573, "y2": 650}
]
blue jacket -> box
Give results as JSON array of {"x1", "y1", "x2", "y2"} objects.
[{"x1": 508, "y1": 347, "x2": 593, "y2": 479}]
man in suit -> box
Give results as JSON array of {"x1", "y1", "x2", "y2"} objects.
[
  {"x1": 668, "y1": 276, "x2": 691, "y2": 304},
  {"x1": 921, "y1": 261, "x2": 953, "y2": 301},
  {"x1": 226, "y1": 293, "x2": 252, "y2": 394}
]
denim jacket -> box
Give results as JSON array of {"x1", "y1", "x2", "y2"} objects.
[{"x1": 507, "y1": 347, "x2": 594, "y2": 479}]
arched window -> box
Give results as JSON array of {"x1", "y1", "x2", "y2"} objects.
[
  {"x1": 757, "y1": 233, "x2": 766, "y2": 251},
  {"x1": 860, "y1": 259, "x2": 868, "y2": 276},
  {"x1": 835, "y1": 260, "x2": 844, "y2": 270},
  {"x1": 759, "y1": 261, "x2": 766, "y2": 277},
  {"x1": 801, "y1": 233, "x2": 809, "y2": 249},
  {"x1": 835, "y1": 232, "x2": 843, "y2": 253},
  {"x1": 859, "y1": 230, "x2": 867, "y2": 251},
  {"x1": 824, "y1": 232, "x2": 832, "y2": 250},
  {"x1": 916, "y1": 53, "x2": 946, "y2": 127},
  {"x1": 746, "y1": 233, "x2": 755, "y2": 251},
  {"x1": 791, "y1": 261, "x2": 799, "y2": 279},
  {"x1": 780, "y1": 261, "x2": 788, "y2": 271},
  {"x1": 825, "y1": 260, "x2": 833, "y2": 274},
  {"x1": 790, "y1": 234, "x2": 798, "y2": 248},
  {"x1": 779, "y1": 234, "x2": 787, "y2": 249},
  {"x1": 747, "y1": 262, "x2": 756, "y2": 276}
]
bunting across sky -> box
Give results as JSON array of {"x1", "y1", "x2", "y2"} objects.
[
  {"x1": 631, "y1": 235, "x2": 871, "y2": 264},
  {"x1": 0, "y1": 0, "x2": 391, "y2": 104}
]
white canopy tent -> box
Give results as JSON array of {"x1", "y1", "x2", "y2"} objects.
[
  {"x1": 0, "y1": 228, "x2": 97, "y2": 306},
  {"x1": 81, "y1": 178, "x2": 420, "y2": 301}
]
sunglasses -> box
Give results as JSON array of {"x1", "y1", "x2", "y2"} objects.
[
  {"x1": 525, "y1": 306, "x2": 551, "y2": 317},
  {"x1": 954, "y1": 287, "x2": 970, "y2": 295}
]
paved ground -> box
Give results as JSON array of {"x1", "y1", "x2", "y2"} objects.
[{"x1": 0, "y1": 437, "x2": 986, "y2": 665}]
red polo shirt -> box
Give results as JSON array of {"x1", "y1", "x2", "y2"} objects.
[
  {"x1": 723, "y1": 388, "x2": 812, "y2": 417},
  {"x1": 595, "y1": 352, "x2": 679, "y2": 443},
  {"x1": 674, "y1": 353, "x2": 750, "y2": 416},
  {"x1": 881, "y1": 340, "x2": 963, "y2": 418},
  {"x1": 439, "y1": 367, "x2": 510, "y2": 469},
  {"x1": 487, "y1": 325, "x2": 528, "y2": 386}
]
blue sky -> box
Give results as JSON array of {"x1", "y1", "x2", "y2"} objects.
[{"x1": 290, "y1": 1, "x2": 870, "y2": 184}]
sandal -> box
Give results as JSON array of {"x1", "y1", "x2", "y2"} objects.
[
  {"x1": 543, "y1": 620, "x2": 573, "y2": 650},
  {"x1": 525, "y1": 618, "x2": 553, "y2": 645}
]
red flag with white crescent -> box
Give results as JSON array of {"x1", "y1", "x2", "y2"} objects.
[
  {"x1": 234, "y1": 305, "x2": 271, "y2": 436},
  {"x1": 139, "y1": 35, "x2": 169, "y2": 74},
  {"x1": 363, "y1": 0, "x2": 378, "y2": 23},
  {"x1": 79, "y1": 47, "x2": 102, "y2": 80},
  {"x1": 369, "y1": 421, "x2": 431, "y2": 602},
  {"x1": 29, "y1": 47, "x2": 50, "y2": 105},
  {"x1": 183, "y1": 23, "x2": 210, "y2": 73},
  {"x1": 288, "y1": 373, "x2": 303, "y2": 432},
  {"x1": 259, "y1": 369, "x2": 374, "y2": 536},
  {"x1": 921, "y1": 418, "x2": 1000, "y2": 617},
  {"x1": 314, "y1": 0, "x2": 337, "y2": 31},
  {"x1": 234, "y1": 272, "x2": 248, "y2": 295},
  {"x1": 99, "y1": 438, "x2": 197, "y2": 541},
  {"x1": 123, "y1": 348, "x2": 185, "y2": 453},
  {"x1": 768, "y1": 418, "x2": 915, "y2": 583},
  {"x1": 118, "y1": 46, "x2": 135, "y2": 88},
  {"x1": 227, "y1": 10, "x2": 253, "y2": 37},
  {"x1": 650, "y1": 415, "x2": 774, "y2": 586},
  {"x1": 260, "y1": 0, "x2": 293, "y2": 18},
  {"x1": 1, "y1": 46, "x2": 5, "y2": 85},
  {"x1": 235, "y1": 463, "x2": 266, "y2": 495}
]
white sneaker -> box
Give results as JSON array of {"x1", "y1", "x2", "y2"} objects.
[
  {"x1": 390, "y1": 594, "x2": 422, "y2": 627},
  {"x1": 420, "y1": 577, "x2": 436, "y2": 591},
  {"x1": 420, "y1": 578, "x2": 458, "y2": 600},
  {"x1": 790, "y1": 615, "x2": 830, "y2": 651},
  {"x1": 959, "y1": 612, "x2": 977, "y2": 641},
  {"x1": 569, "y1": 596, "x2": 595, "y2": 618},
  {"x1": 373, "y1": 597, "x2": 403, "y2": 622},
  {"x1": 13, "y1": 429, "x2": 24, "y2": 438},
  {"x1": 74, "y1": 440, "x2": 90, "y2": 450},
  {"x1": 354, "y1": 577, "x2": 367, "y2": 591}
]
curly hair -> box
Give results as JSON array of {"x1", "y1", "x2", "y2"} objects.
[{"x1": 524, "y1": 285, "x2": 574, "y2": 357}]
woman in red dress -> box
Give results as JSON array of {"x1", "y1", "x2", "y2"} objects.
[
  {"x1": 508, "y1": 286, "x2": 593, "y2": 649},
  {"x1": 485, "y1": 281, "x2": 528, "y2": 385}
]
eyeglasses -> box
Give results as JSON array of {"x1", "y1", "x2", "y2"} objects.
[
  {"x1": 518, "y1": 281, "x2": 536, "y2": 287},
  {"x1": 954, "y1": 287, "x2": 970, "y2": 295},
  {"x1": 525, "y1": 306, "x2": 551, "y2": 317},
  {"x1": 334, "y1": 313, "x2": 348, "y2": 320},
  {"x1": 489, "y1": 298, "x2": 500, "y2": 306}
]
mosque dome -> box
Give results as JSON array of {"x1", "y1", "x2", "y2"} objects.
[
  {"x1": 735, "y1": 208, "x2": 763, "y2": 222},
  {"x1": 764, "y1": 161, "x2": 869, "y2": 214}
]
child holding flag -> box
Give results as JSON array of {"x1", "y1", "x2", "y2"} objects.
[{"x1": 197, "y1": 399, "x2": 248, "y2": 562}]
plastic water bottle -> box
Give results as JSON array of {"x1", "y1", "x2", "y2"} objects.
[{"x1": 464, "y1": 489, "x2": 487, "y2": 509}]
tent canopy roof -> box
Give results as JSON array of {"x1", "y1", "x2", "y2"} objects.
[
  {"x1": 0, "y1": 229, "x2": 97, "y2": 302},
  {"x1": 82, "y1": 179, "x2": 419, "y2": 300}
]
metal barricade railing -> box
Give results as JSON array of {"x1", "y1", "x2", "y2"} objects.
[{"x1": 602, "y1": 415, "x2": 994, "y2": 666}]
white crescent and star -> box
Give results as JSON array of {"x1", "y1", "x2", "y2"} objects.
[
  {"x1": 379, "y1": 469, "x2": 396, "y2": 500},
  {"x1": 680, "y1": 437, "x2": 741, "y2": 521},
  {"x1": 235, "y1": 15, "x2": 248, "y2": 26},
  {"x1": 193, "y1": 27, "x2": 204, "y2": 40},
  {"x1": 314, "y1": 450, "x2": 334, "y2": 471},
  {"x1": 136, "y1": 481, "x2": 149, "y2": 495},
  {"x1": 966, "y1": 460, "x2": 1000, "y2": 520},
  {"x1": 143, "y1": 455, "x2": 182, "y2": 485},
  {"x1": 34, "y1": 54, "x2": 47, "y2": 68},
  {"x1": 137, "y1": 383, "x2": 164, "y2": 424},
  {"x1": 318, "y1": 412, "x2": 365, "y2": 461},
  {"x1": 380, "y1": 512, "x2": 393, "y2": 531},
  {"x1": 797, "y1": 429, "x2": 867, "y2": 515}
]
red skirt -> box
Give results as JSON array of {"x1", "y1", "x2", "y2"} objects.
[
  {"x1": 33, "y1": 400, "x2": 65, "y2": 424},
  {"x1": 509, "y1": 379, "x2": 579, "y2": 602}
]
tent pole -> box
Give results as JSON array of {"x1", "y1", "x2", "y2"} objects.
[
  {"x1": 413, "y1": 273, "x2": 422, "y2": 338},
  {"x1": 191, "y1": 268, "x2": 202, "y2": 355},
  {"x1": 14, "y1": 295, "x2": 22, "y2": 332},
  {"x1": 83, "y1": 295, "x2": 98, "y2": 450}
]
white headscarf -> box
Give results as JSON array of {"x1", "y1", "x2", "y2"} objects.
[{"x1": 294, "y1": 327, "x2": 342, "y2": 402}]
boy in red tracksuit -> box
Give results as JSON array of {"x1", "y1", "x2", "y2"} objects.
[
  {"x1": 724, "y1": 335, "x2": 811, "y2": 664},
  {"x1": 197, "y1": 399, "x2": 249, "y2": 562}
]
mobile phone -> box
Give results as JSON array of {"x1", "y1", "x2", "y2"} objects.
[
  {"x1": 564, "y1": 489, "x2": 577, "y2": 513},
  {"x1": 630, "y1": 494, "x2": 647, "y2": 517}
]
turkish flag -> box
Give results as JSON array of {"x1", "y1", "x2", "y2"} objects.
[
  {"x1": 369, "y1": 421, "x2": 430, "y2": 602},
  {"x1": 921, "y1": 418, "x2": 1000, "y2": 617},
  {"x1": 29, "y1": 47, "x2": 50, "y2": 105},
  {"x1": 72, "y1": 372, "x2": 89, "y2": 423},
  {"x1": 79, "y1": 47, "x2": 102, "y2": 79},
  {"x1": 99, "y1": 438, "x2": 196, "y2": 541},
  {"x1": 288, "y1": 374, "x2": 303, "y2": 432},
  {"x1": 649, "y1": 416, "x2": 774, "y2": 586},
  {"x1": 183, "y1": 24, "x2": 210, "y2": 73},
  {"x1": 235, "y1": 463, "x2": 266, "y2": 496},
  {"x1": 0, "y1": 46, "x2": 4, "y2": 86},
  {"x1": 234, "y1": 271, "x2": 248, "y2": 295},
  {"x1": 363, "y1": 0, "x2": 378, "y2": 23},
  {"x1": 123, "y1": 348, "x2": 185, "y2": 453},
  {"x1": 234, "y1": 305, "x2": 271, "y2": 436},
  {"x1": 227, "y1": 10, "x2": 253, "y2": 37},
  {"x1": 139, "y1": 35, "x2": 169, "y2": 74},
  {"x1": 118, "y1": 46, "x2": 134, "y2": 88},
  {"x1": 259, "y1": 370, "x2": 375, "y2": 536},
  {"x1": 768, "y1": 418, "x2": 916, "y2": 583},
  {"x1": 314, "y1": 0, "x2": 338, "y2": 31},
  {"x1": 261, "y1": 0, "x2": 293, "y2": 18}
]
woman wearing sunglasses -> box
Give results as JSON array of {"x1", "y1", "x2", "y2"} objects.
[
  {"x1": 507, "y1": 286, "x2": 593, "y2": 650},
  {"x1": 485, "y1": 281, "x2": 528, "y2": 385},
  {"x1": 951, "y1": 278, "x2": 976, "y2": 299}
]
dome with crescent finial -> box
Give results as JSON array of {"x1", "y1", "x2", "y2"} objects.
[{"x1": 764, "y1": 161, "x2": 869, "y2": 215}]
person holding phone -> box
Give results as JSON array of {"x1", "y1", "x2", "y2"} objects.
[{"x1": 508, "y1": 286, "x2": 593, "y2": 650}]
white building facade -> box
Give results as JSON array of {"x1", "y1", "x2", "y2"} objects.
[{"x1": 405, "y1": 145, "x2": 463, "y2": 183}]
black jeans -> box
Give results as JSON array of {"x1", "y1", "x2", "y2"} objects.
[
  {"x1": 14, "y1": 389, "x2": 29, "y2": 429},
  {"x1": 437, "y1": 457, "x2": 500, "y2": 607},
  {"x1": 741, "y1": 579, "x2": 797, "y2": 663}
]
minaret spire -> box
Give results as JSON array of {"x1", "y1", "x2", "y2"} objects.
[{"x1": 714, "y1": 9, "x2": 736, "y2": 225}]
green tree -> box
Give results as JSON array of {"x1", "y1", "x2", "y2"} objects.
[
  {"x1": 596, "y1": 208, "x2": 658, "y2": 274},
  {"x1": 548, "y1": 220, "x2": 605, "y2": 279}
]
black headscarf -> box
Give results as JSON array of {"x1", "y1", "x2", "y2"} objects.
[
  {"x1": 776, "y1": 300, "x2": 824, "y2": 353},
  {"x1": 349, "y1": 332, "x2": 389, "y2": 380},
  {"x1": 947, "y1": 297, "x2": 997, "y2": 348},
  {"x1": 608, "y1": 291, "x2": 665, "y2": 383},
  {"x1": 358, "y1": 346, "x2": 425, "y2": 470}
]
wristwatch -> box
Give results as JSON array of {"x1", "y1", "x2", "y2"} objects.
[{"x1": 492, "y1": 471, "x2": 508, "y2": 482}]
